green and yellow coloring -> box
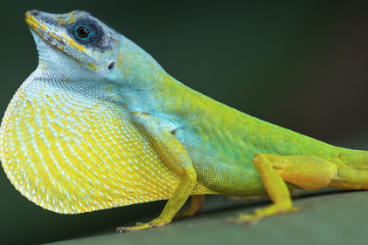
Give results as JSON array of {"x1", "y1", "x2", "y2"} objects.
[{"x1": 1, "y1": 10, "x2": 368, "y2": 232}]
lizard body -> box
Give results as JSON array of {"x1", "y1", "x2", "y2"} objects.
[{"x1": 1, "y1": 10, "x2": 368, "y2": 231}]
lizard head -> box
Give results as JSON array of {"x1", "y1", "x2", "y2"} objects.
[
  {"x1": 25, "y1": 10, "x2": 168, "y2": 104},
  {"x1": 25, "y1": 10, "x2": 120, "y2": 81}
]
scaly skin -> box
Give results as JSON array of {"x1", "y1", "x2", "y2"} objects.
[{"x1": 1, "y1": 10, "x2": 368, "y2": 232}]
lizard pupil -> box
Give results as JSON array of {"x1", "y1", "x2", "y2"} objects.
[{"x1": 77, "y1": 27, "x2": 90, "y2": 38}]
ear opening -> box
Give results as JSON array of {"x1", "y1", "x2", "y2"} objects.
[{"x1": 108, "y1": 62, "x2": 115, "y2": 70}]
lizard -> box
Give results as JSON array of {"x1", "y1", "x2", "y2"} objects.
[{"x1": 1, "y1": 10, "x2": 368, "y2": 233}]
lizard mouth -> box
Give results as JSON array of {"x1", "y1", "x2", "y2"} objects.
[{"x1": 25, "y1": 11, "x2": 86, "y2": 53}]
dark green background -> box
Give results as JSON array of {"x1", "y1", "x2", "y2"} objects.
[{"x1": 1, "y1": 1, "x2": 368, "y2": 244}]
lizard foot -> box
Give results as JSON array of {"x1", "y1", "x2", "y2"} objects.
[
  {"x1": 116, "y1": 217, "x2": 171, "y2": 233},
  {"x1": 226, "y1": 204, "x2": 304, "y2": 226},
  {"x1": 174, "y1": 206, "x2": 204, "y2": 219},
  {"x1": 174, "y1": 195, "x2": 205, "y2": 219}
]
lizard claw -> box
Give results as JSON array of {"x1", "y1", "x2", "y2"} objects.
[
  {"x1": 116, "y1": 223, "x2": 151, "y2": 233},
  {"x1": 116, "y1": 217, "x2": 171, "y2": 233}
]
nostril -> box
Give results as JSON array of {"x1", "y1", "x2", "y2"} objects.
[{"x1": 30, "y1": 11, "x2": 38, "y2": 16}]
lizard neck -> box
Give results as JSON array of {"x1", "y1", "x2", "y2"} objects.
[
  {"x1": 107, "y1": 36, "x2": 218, "y2": 123},
  {"x1": 117, "y1": 67, "x2": 220, "y2": 128}
]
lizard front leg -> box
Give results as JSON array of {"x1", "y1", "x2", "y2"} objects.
[{"x1": 116, "y1": 112, "x2": 197, "y2": 232}]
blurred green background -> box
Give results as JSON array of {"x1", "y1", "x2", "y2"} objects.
[{"x1": 1, "y1": 0, "x2": 368, "y2": 244}]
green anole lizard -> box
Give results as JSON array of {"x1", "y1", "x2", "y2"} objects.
[{"x1": 1, "y1": 10, "x2": 367, "y2": 232}]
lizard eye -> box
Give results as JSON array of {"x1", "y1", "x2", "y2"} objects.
[
  {"x1": 68, "y1": 18, "x2": 102, "y2": 45},
  {"x1": 77, "y1": 27, "x2": 90, "y2": 38}
]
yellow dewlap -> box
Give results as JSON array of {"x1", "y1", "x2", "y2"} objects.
[{"x1": 0, "y1": 80, "x2": 214, "y2": 214}]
